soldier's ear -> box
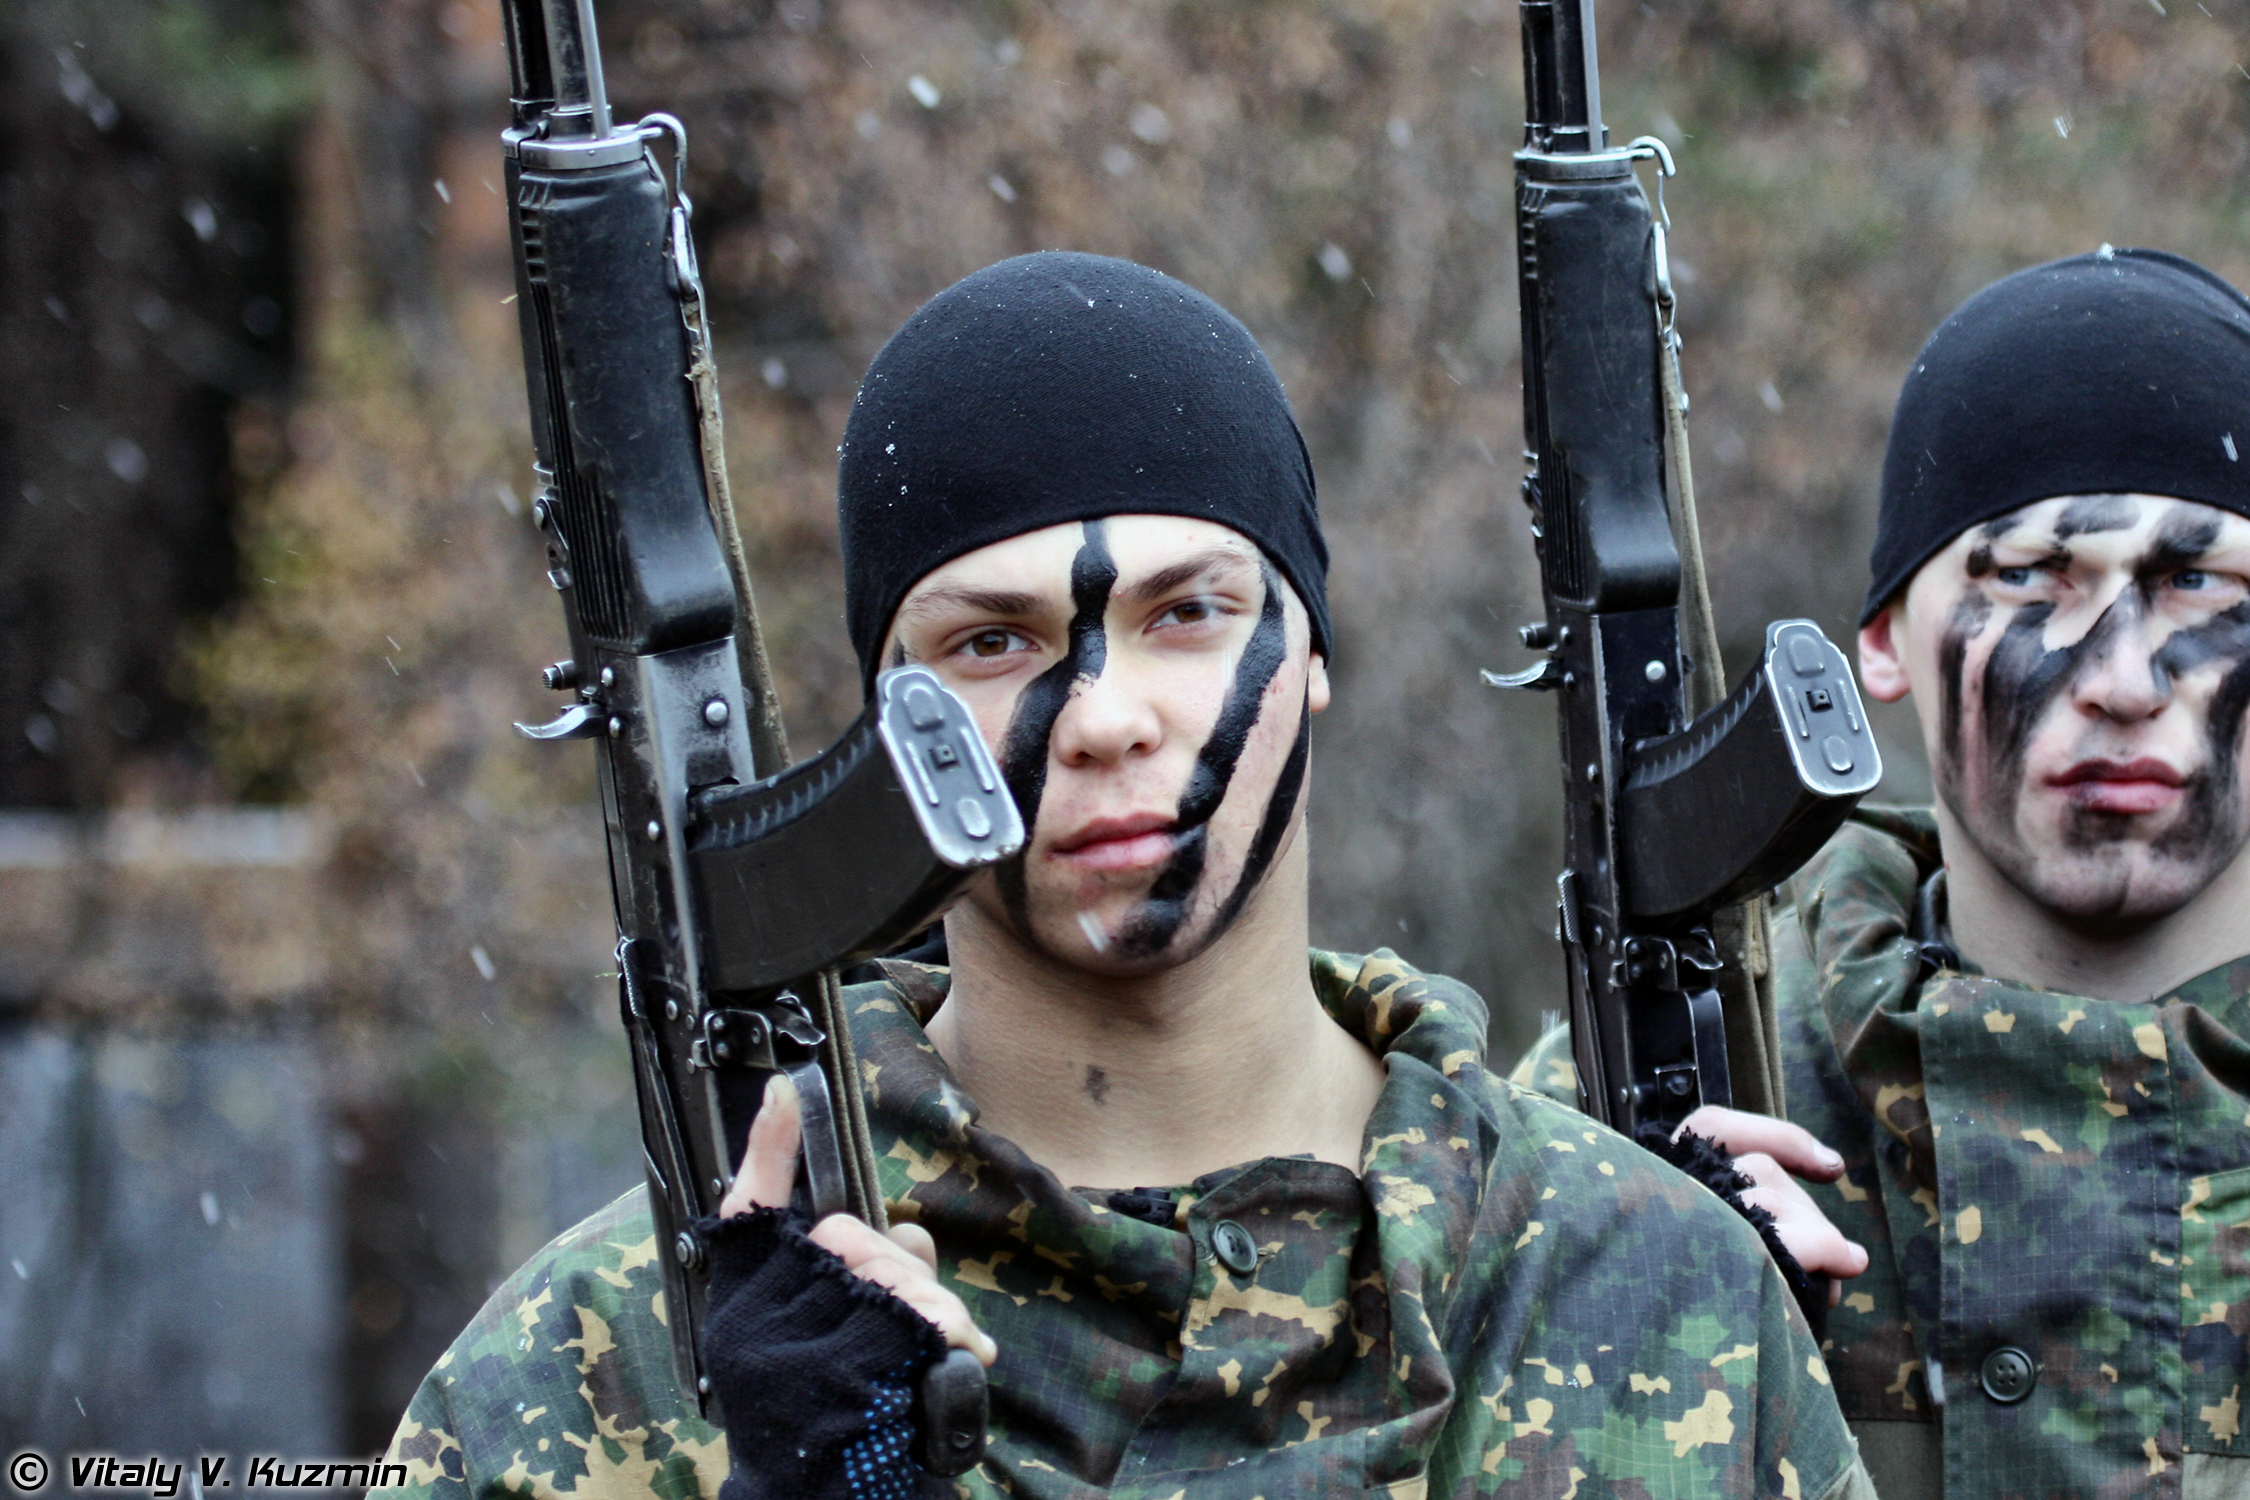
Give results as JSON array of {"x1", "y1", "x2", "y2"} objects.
[
  {"x1": 1857, "y1": 603, "x2": 1911, "y2": 704},
  {"x1": 1307, "y1": 652, "x2": 1331, "y2": 715}
]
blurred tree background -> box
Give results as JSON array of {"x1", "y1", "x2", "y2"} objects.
[{"x1": 7, "y1": 0, "x2": 2250, "y2": 1459}]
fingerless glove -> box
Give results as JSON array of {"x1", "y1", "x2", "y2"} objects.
[{"x1": 697, "y1": 1208, "x2": 948, "y2": 1500}]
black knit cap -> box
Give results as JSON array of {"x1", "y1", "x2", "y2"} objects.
[
  {"x1": 838, "y1": 252, "x2": 1330, "y2": 693},
  {"x1": 1867, "y1": 247, "x2": 2250, "y2": 622}
]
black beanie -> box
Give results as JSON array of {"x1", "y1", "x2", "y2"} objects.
[
  {"x1": 837, "y1": 252, "x2": 1330, "y2": 693},
  {"x1": 1867, "y1": 247, "x2": 2250, "y2": 622}
]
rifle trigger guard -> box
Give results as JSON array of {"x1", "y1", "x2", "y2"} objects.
[
  {"x1": 516, "y1": 702, "x2": 605, "y2": 741},
  {"x1": 1482, "y1": 659, "x2": 1560, "y2": 692}
]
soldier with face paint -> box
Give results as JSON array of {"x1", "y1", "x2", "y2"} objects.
[
  {"x1": 1506, "y1": 247, "x2": 2250, "y2": 1499},
  {"x1": 377, "y1": 253, "x2": 1869, "y2": 1500}
]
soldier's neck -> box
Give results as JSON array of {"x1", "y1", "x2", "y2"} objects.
[
  {"x1": 926, "y1": 838, "x2": 1385, "y2": 1191},
  {"x1": 1937, "y1": 808, "x2": 2250, "y2": 1003}
]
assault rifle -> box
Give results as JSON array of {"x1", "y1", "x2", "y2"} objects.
[
  {"x1": 496, "y1": 0, "x2": 1016, "y2": 1474},
  {"x1": 1493, "y1": 0, "x2": 1882, "y2": 1138}
]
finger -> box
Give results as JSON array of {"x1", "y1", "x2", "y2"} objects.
[
  {"x1": 1679, "y1": 1105, "x2": 1845, "y2": 1182},
  {"x1": 811, "y1": 1212, "x2": 922, "y2": 1271},
  {"x1": 853, "y1": 1258, "x2": 999, "y2": 1364},
  {"x1": 809, "y1": 1216, "x2": 997, "y2": 1365},
  {"x1": 719, "y1": 1074, "x2": 801, "y2": 1217},
  {"x1": 887, "y1": 1222, "x2": 939, "y2": 1272},
  {"x1": 1789, "y1": 1231, "x2": 1871, "y2": 1282},
  {"x1": 810, "y1": 1215, "x2": 962, "y2": 1293},
  {"x1": 1736, "y1": 1167, "x2": 1870, "y2": 1281}
]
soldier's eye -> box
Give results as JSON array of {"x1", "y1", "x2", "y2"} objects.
[
  {"x1": 1162, "y1": 600, "x2": 1211, "y2": 625},
  {"x1": 2174, "y1": 570, "x2": 2212, "y2": 591},
  {"x1": 965, "y1": 629, "x2": 1019, "y2": 658},
  {"x1": 1995, "y1": 566, "x2": 2035, "y2": 587}
]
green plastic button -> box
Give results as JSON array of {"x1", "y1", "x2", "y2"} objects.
[
  {"x1": 1980, "y1": 1345, "x2": 2036, "y2": 1404},
  {"x1": 1211, "y1": 1219, "x2": 1259, "y2": 1276}
]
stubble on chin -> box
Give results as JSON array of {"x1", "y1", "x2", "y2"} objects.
[{"x1": 1964, "y1": 759, "x2": 2250, "y2": 931}]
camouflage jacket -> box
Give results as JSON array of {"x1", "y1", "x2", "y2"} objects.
[
  {"x1": 378, "y1": 949, "x2": 1866, "y2": 1499},
  {"x1": 1516, "y1": 810, "x2": 2250, "y2": 1498}
]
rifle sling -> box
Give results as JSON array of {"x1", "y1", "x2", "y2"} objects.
[
  {"x1": 679, "y1": 220, "x2": 888, "y2": 1229},
  {"x1": 1656, "y1": 309, "x2": 1786, "y2": 1119}
]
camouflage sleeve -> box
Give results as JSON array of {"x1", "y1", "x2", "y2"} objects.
[
  {"x1": 1503, "y1": 1021, "x2": 1578, "y2": 1105},
  {"x1": 371, "y1": 1187, "x2": 728, "y2": 1500},
  {"x1": 1429, "y1": 1084, "x2": 1862, "y2": 1498}
]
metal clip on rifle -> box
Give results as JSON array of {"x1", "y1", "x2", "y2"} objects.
[
  {"x1": 1495, "y1": 0, "x2": 1882, "y2": 1144},
  {"x1": 497, "y1": 0, "x2": 1014, "y2": 1475}
]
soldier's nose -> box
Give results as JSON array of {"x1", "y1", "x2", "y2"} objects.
[{"x1": 2071, "y1": 613, "x2": 2169, "y2": 724}]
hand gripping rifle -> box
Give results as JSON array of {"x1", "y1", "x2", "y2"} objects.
[
  {"x1": 1493, "y1": 0, "x2": 1882, "y2": 1141},
  {"x1": 496, "y1": 0, "x2": 1016, "y2": 1474}
]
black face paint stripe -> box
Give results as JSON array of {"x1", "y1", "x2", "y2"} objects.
[
  {"x1": 1979, "y1": 506, "x2": 2220, "y2": 767},
  {"x1": 2141, "y1": 505, "x2": 2223, "y2": 582},
  {"x1": 1981, "y1": 596, "x2": 2106, "y2": 809},
  {"x1": 2152, "y1": 600, "x2": 2250, "y2": 681},
  {"x1": 2158, "y1": 649, "x2": 2250, "y2": 860},
  {"x1": 1938, "y1": 588, "x2": 1992, "y2": 781},
  {"x1": 2053, "y1": 494, "x2": 2140, "y2": 541},
  {"x1": 1114, "y1": 562, "x2": 1291, "y2": 959},
  {"x1": 1207, "y1": 689, "x2": 1311, "y2": 938},
  {"x1": 1177, "y1": 563, "x2": 1290, "y2": 826},
  {"x1": 994, "y1": 521, "x2": 1117, "y2": 928},
  {"x1": 2143, "y1": 506, "x2": 2246, "y2": 695},
  {"x1": 2147, "y1": 600, "x2": 2250, "y2": 862}
]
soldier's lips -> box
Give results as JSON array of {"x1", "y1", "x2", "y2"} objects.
[
  {"x1": 2048, "y1": 758, "x2": 2188, "y2": 814},
  {"x1": 1049, "y1": 814, "x2": 1178, "y2": 872}
]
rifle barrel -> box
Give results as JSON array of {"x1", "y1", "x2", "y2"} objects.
[{"x1": 1520, "y1": 0, "x2": 1604, "y2": 153}]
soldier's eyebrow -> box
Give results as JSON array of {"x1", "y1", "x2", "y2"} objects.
[
  {"x1": 1117, "y1": 547, "x2": 1259, "y2": 606},
  {"x1": 894, "y1": 585, "x2": 1046, "y2": 623}
]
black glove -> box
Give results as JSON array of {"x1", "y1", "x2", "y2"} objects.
[{"x1": 697, "y1": 1208, "x2": 947, "y2": 1500}]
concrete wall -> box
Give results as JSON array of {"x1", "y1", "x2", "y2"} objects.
[
  {"x1": 0, "y1": 808, "x2": 644, "y2": 1463},
  {"x1": 0, "y1": 1031, "x2": 341, "y2": 1460}
]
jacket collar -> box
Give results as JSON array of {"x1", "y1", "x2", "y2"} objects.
[{"x1": 1792, "y1": 804, "x2": 2250, "y2": 1033}]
